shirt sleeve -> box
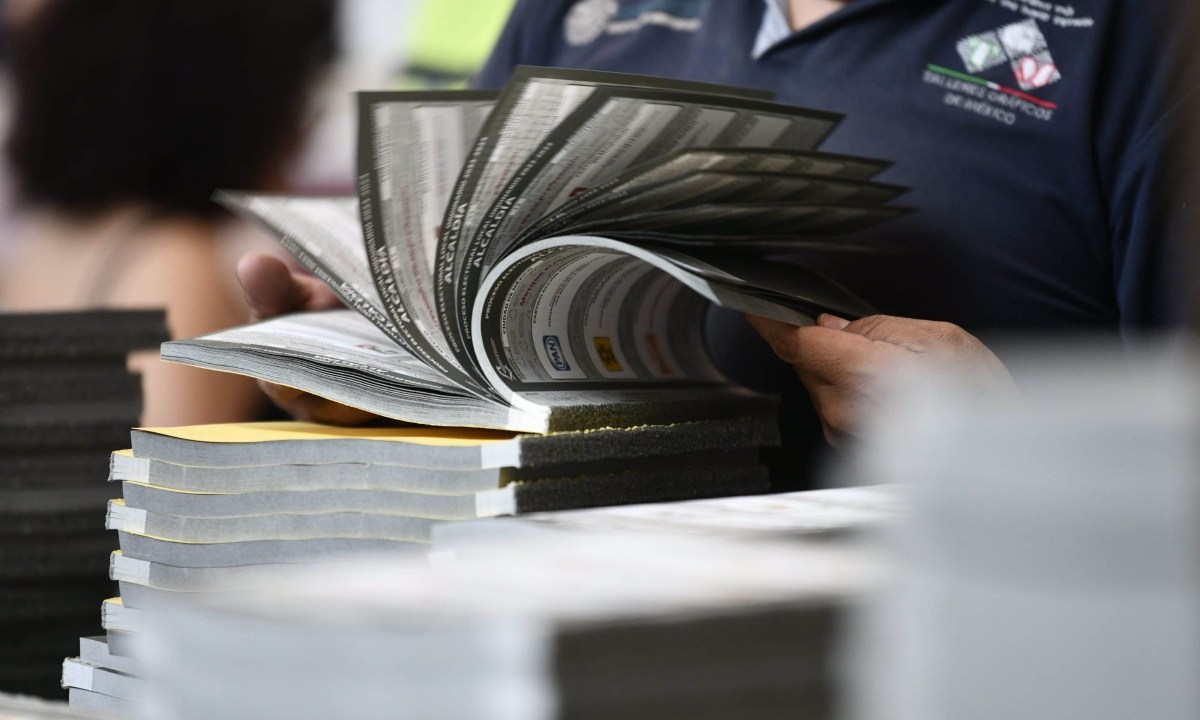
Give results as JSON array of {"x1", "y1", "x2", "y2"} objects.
[
  {"x1": 1108, "y1": 88, "x2": 1196, "y2": 331},
  {"x1": 1099, "y1": 1, "x2": 1191, "y2": 330}
]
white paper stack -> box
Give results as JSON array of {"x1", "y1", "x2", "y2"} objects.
[
  {"x1": 61, "y1": 645, "x2": 139, "y2": 719},
  {"x1": 135, "y1": 534, "x2": 884, "y2": 720},
  {"x1": 103, "y1": 418, "x2": 774, "y2": 588}
]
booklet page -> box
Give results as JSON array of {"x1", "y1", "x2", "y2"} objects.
[
  {"x1": 435, "y1": 75, "x2": 603, "y2": 367},
  {"x1": 458, "y1": 89, "x2": 845, "y2": 344},
  {"x1": 471, "y1": 236, "x2": 877, "y2": 401},
  {"x1": 523, "y1": 147, "x2": 892, "y2": 240},
  {"x1": 358, "y1": 92, "x2": 497, "y2": 397},
  {"x1": 433, "y1": 67, "x2": 797, "y2": 375},
  {"x1": 477, "y1": 93, "x2": 850, "y2": 269},
  {"x1": 220, "y1": 193, "x2": 405, "y2": 348},
  {"x1": 473, "y1": 245, "x2": 721, "y2": 394},
  {"x1": 162, "y1": 310, "x2": 545, "y2": 432},
  {"x1": 563, "y1": 203, "x2": 911, "y2": 242}
]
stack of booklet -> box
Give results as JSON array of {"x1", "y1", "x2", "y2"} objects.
[
  {"x1": 62, "y1": 414, "x2": 776, "y2": 716},
  {"x1": 60, "y1": 636, "x2": 138, "y2": 718},
  {"x1": 0, "y1": 690, "x2": 107, "y2": 720},
  {"x1": 163, "y1": 67, "x2": 906, "y2": 434},
  {"x1": 135, "y1": 533, "x2": 882, "y2": 719},
  {"x1": 434, "y1": 485, "x2": 906, "y2": 547},
  {"x1": 0, "y1": 310, "x2": 166, "y2": 700}
]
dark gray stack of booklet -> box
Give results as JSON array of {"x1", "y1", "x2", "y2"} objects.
[
  {"x1": 0, "y1": 310, "x2": 167, "y2": 700},
  {"x1": 134, "y1": 533, "x2": 881, "y2": 719}
]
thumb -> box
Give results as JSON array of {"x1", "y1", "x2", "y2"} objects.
[
  {"x1": 237, "y1": 253, "x2": 308, "y2": 321},
  {"x1": 237, "y1": 253, "x2": 344, "y2": 320},
  {"x1": 748, "y1": 313, "x2": 874, "y2": 372},
  {"x1": 817, "y1": 313, "x2": 850, "y2": 330},
  {"x1": 745, "y1": 313, "x2": 852, "y2": 354},
  {"x1": 745, "y1": 313, "x2": 799, "y2": 354}
]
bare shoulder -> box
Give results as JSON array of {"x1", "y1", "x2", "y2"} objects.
[
  {"x1": 115, "y1": 222, "x2": 270, "y2": 425},
  {"x1": 109, "y1": 221, "x2": 252, "y2": 333}
]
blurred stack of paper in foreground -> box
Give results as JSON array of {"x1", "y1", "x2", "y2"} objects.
[
  {"x1": 135, "y1": 533, "x2": 885, "y2": 720},
  {"x1": 0, "y1": 689, "x2": 108, "y2": 719},
  {"x1": 0, "y1": 310, "x2": 166, "y2": 700},
  {"x1": 60, "y1": 634, "x2": 139, "y2": 717},
  {"x1": 847, "y1": 341, "x2": 1200, "y2": 720}
]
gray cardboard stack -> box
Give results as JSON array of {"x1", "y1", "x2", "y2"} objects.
[
  {"x1": 134, "y1": 534, "x2": 883, "y2": 720},
  {"x1": 0, "y1": 310, "x2": 167, "y2": 700}
]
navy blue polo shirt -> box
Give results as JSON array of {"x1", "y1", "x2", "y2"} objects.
[
  {"x1": 475, "y1": 0, "x2": 1178, "y2": 337},
  {"x1": 474, "y1": 0, "x2": 1182, "y2": 487}
]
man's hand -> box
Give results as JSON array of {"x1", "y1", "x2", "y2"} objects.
[
  {"x1": 236, "y1": 253, "x2": 376, "y2": 425},
  {"x1": 747, "y1": 313, "x2": 1013, "y2": 445}
]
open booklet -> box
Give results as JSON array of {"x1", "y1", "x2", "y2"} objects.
[{"x1": 164, "y1": 67, "x2": 909, "y2": 433}]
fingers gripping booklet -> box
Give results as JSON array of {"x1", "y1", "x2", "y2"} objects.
[{"x1": 164, "y1": 67, "x2": 907, "y2": 433}]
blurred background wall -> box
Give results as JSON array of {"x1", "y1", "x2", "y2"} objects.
[{"x1": 291, "y1": 0, "x2": 515, "y2": 194}]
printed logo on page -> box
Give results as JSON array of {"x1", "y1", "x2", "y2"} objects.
[
  {"x1": 542, "y1": 335, "x2": 572, "y2": 372},
  {"x1": 592, "y1": 336, "x2": 623, "y2": 372}
]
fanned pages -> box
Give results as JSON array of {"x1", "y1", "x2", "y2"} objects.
[{"x1": 169, "y1": 67, "x2": 908, "y2": 432}]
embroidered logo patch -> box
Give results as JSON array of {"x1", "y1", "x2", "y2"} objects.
[
  {"x1": 957, "y1": 19, "x2": 1060, "y2": 91},
  {"x1": 956, "y1": 33, "x2": 1006, "y2": 74},
  {"x1": 564, "y1": 0, "x2": 704, "y2": 47}
]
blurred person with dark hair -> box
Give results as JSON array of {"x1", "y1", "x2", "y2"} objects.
[{"x1": 0, "y1": 0, "x2": 337, "y2": 425}]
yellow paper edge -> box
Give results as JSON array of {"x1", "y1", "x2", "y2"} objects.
[{"x1": 134, "y1": 421, "x2": 519, "y2": 447}]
